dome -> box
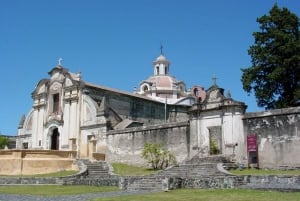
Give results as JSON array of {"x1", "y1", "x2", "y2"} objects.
[
  {"x1": 153, "y1": 54, "x2": 170, "y2": 65},
  {"x1": 146, "y1": 75, "x2": 176, "y2": 89},
  {"x1": 156, "y1": 55, "x2": 167, "y2": 62}
]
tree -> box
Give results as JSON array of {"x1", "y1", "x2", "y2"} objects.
[
  {"x1": 0, "y1": 135, "x2": 9, "y2": 149},
  {"x1": 241, "y1": 4, "x2": 300, "y2": 109},
  {"x1": 142, "y1": 143, "x2": 176, "y2": 170}
]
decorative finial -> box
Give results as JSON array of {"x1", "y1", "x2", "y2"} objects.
[
  {"x1": 58, "y1": 57, "x2": 63, "y2": 66},
  {"x1": 160, "y1": 43, "x2": 164, "y2": 55},
  {"x1": 77, "y1": 71, "x2": 82, "y2": 80},
  {"x1": 212, "y1": 74, "x2": 218, "y2": 86},
  {"x1": 226, "y1": 90, "x2": 231, "y2": 98}
]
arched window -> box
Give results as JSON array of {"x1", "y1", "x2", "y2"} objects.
[
  {"x1": 53, "y1": 93, "x2": 59, "y2": 113},
  {"x1": 156, "y1": 66, "x2": 159, "y2": 75},
  {"x1": 143, "y1": 85, "x2": 148, "y2": 92},
  {"x1": 194, "y1": 88, "x2": 199, "y2": 96}
]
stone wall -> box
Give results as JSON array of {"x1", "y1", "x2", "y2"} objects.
[
  {"x1": 243, "y1": 107, "x2": 300, "y2": 169},
  {"x1": 0, "y1": 150, "x2": 77, "y2": 175},
  {"x1": 105, "y1": 122, "x2": 191, "y2": 166},
  {"x1": 119, "y1": 175, "x2": 300, "y2": 191},
  {"x1": 0, "y1": 174, "x2": 299, "y2": 191}
]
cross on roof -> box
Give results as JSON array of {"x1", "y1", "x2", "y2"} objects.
[
  {"x1": 160, "y1": 44, "x2": 164, "y2": 55},
  {"x1": 212, "y1": 75, "x2": 218, "y2": 86},
  {"x1": 58, "y1": 57, "x2": 63, "y2": 66}
]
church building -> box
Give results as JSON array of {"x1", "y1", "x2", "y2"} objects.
[{"x1": 17, "y1": 52, "x2": 247, "y2": 165}]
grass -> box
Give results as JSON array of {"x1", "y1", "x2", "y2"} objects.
[
  {"x1": 0, "y1": 170, "x2": 79, "y2": 178},
  {"x1": 0, "y1": 185, "x2": 119, "y2": 196},
  {"x1": 112, "y1": 163, "x2": 159, "y2": 176},
  {"x1": 92, "y1": 189, "x2": 300, "y2": 201},
  {"x1": 230, "y1": 168, "x2": 300, "y2": 175},
  {"x1": 1, "y1": 186, "x2": 299, "y2": 200}
]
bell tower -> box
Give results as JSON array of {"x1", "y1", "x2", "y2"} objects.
[{"x1": 153, "y1": 46, "x2": 170, "y2": 76}]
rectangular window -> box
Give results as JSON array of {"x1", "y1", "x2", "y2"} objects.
[
  {"x1": 53, "y1": 93, "x2": 59, "y2": 112},
  {"x1": 22, "y1": 142, "x2": 28, "y2": 149}
]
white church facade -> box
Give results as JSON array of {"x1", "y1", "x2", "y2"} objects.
[{"x1": 17, "y1": 53, "x2": 248, "y2": 165}]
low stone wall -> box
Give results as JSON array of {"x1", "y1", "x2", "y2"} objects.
[
  {"x1": 177, "y1": 176, "x2": 236, "y2": 189},
  {"x1": 119, "y1": 175, "x2": 300, "y2": 191},
  {"x1": 0, "y1": 150, "x2": 77, "y2": 175},
  {"x1": 0, "y1": 174, "x2": 299, "y2": 192},
  {"x1": 0, "y1": 177, "x2": 58, "y2": 185},
  {"x1": 62, "y1": 176, "x2": 120, "y2": 187},
  {"x1": 0, "y1": 176, "x2": 120, "y2": 187},
  {"x1": 236, "y1": 175, "x2": 300, "y2": 191},
  {"x1": 174, "y1": 175, "x2": 300, "y2": 190}
]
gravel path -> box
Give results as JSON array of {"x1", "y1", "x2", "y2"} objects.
[{"x1": 0, "y1": 190, "x2": 157, "y2": 201}]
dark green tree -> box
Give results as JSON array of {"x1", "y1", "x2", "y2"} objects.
[
  {"x1": 241, "y1": 4, "x2": 300, "y2": 109},
  {"x1": 0, "y1": 135, "x2": 9, "y2": 149}
]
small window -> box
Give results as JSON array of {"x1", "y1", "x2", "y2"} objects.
[
  {"x1": 39, "y1": 140, "x2": 41, "y2": 147},
  {"x1": 143, "y1": 85, "x2": 148, "y2": 92},
  {"x1": 156, "y1": 66, "x2": 159, "y2": 75},
  {"x1": 53, "y1": 93, "x2": 59, "y2": 112},
  {"x1": 22, "y1": 142, "x2": 28, "y2": 149},
  {"x1": 194, "y1": 88, "x2": 199, "y2": 96}
]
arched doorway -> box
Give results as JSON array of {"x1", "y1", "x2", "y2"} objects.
[{"x1": 51, "y1": 128, "x2": 60, "y2": 150}]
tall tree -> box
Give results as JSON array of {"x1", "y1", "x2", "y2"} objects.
[{"x1": 241, "y1": 4, "x2": 300, "y2": 109}]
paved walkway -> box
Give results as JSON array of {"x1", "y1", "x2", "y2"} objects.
[{"x1": 0, "y1": 190, "x2": 156, "y2": 201}]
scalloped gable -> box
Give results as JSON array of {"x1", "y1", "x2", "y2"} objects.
[
  {"x1": 31, "y1": 79, "x2": 49, "y2": 98},
  {"x1": 65, "y1": 77, "x2": 73, "y2": 87}
]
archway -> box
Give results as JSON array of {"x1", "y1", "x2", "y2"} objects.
[{"x1": 51, "y1": 128, "x2": 60, "y2": 150}]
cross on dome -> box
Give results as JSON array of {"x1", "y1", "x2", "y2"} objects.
[
  {"x1": 160, "y1": 44, "x2": 164, "y2": 55},
  {"x1": 58, "y1": 57, "x2": 63, "y2": 66},
  {"x1": 212, "y1": 75, "x2": 218, "y2": 86}
]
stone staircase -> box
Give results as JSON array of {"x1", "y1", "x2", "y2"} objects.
[
  {"x1": 121, "y1": 155, "x2": 234, "y2": 191},
  {"x1": 122, "y1": 176, "x2": 166, "y2": 191},
  {"x1": 155, "y1": 163, "x2": 227, "y2": 178},
  {"x1": 155, "y1": 155, "x2": 232, "y2": 178},
  {"x1": 77, "y1": 156, "x2": 235, "y2": 191},
  {"x1": 85, "y1": 161, "x2": 110, "y2": 178}
]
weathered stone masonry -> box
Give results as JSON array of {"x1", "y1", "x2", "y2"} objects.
[
  {"x1": 243, "y1": 107, "x2": 300, "y2": 169},
  {"x1": 106, "y1": 122, "x2": 190, "y2": 166}
]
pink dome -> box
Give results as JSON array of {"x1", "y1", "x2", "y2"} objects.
[{"x1": 146, "y1": 75, "x2": 177, "y2": 89}]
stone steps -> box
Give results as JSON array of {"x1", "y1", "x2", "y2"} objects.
[
  {"x1": 125, "y1": 177, "x2": 165, "y2": 191},
  {"x1": 85, "y1": 161, "x2": 110, "y2": 178},
  {"x1": 156, "y1": 163, "x2": 227, "y2": 178},
  {"x1": 123, "y1": 157, "x2": 232, "y2": 191}
]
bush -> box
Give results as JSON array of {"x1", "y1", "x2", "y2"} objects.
[
  {"x1": 210, "y1": 139, "x2": 220, "y2": 155},
  {"x1": 0, "y1": 135, "x2": 9, "y2": 149},
  {"x1": 142, "y1": 143, "x2": 176, "y2": 170}
]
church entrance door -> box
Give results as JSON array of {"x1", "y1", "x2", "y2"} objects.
[{"x1": 51, "y1": 128, "x2": 60, "y2": 150}]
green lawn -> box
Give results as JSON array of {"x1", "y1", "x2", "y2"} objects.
[
  {"x1": 0, "y1": 185, "x2": 119, "y2": 196},
  {"x1": 92, "y1": 189, "x2": 300, "y2": 201},
  {"x1": 230, "y1": 168, "x2": 300, "y2": 175},
  {"x1": 112, "y1": 163, "x2": 159, "y2": 176},
  {"x1": 1, "y1": 186, "x2": 299, "y2": 200}
]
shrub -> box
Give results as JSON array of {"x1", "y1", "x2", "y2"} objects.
[
  {"x1": 142, "y1": 143, "x2": 176, "y2": 170},
  {"x1": 0, "y1": 135, "x2": 9, "y2": 149},
  {"x1": 210, "y1": 139, "x2": 220, "y2": 155}
]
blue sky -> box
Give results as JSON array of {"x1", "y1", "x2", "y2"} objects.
[{"x1": 0, "y1": 0, "x2": 299, "y2": 135}]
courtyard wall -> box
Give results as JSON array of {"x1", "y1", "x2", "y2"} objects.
[
  {"x1": 105, "y1": 121, "x2": 191, "y2": 166},
  {"x1": 243, "y1": 107, "x2": 300, "y2": 169},
  {"x1": 0, "y1": 150, "x2": 77, "y2": 175}
]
